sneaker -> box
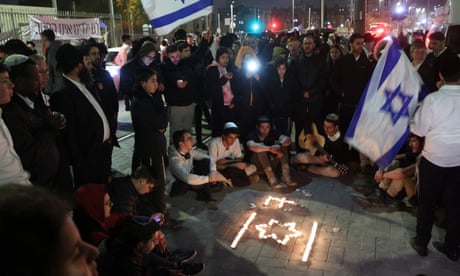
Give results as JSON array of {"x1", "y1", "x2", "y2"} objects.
[
  {"x1": 168, "y1": 249, "x2": 197, "y2": 264},
  {"x1": 248, "y1": 174, "x2": 260, "y2": 183},
  {"x1": 270, "y1": 182, "x2": 283, "y2": 189},
  {"x1": 180, "y1": 262, "x2": 205, "y2": 275}
]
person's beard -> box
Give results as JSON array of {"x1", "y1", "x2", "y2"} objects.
[
  {"x1": 91, "y1": 58, "x2": 101, "y2": 69},
  {"x1": 78, "y1": 66, "x2": 94, "y2": 86}
]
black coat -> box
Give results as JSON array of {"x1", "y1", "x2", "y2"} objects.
[
  {"x1": 332, "y1": 53, "x2": 375, "y2": 106},
  {"x1": 266, "y1": 67, "x2": 297, "y2": 119},
  {"x1": 50, "y1": 77, "x2": 112, "y2": 186},
  {"x1": 130, "y1": 88, "x2": 167, "y2": 160},
  {"x1": 292, "y1": 53, "x2": 327, "y2": 119},
  {"x1": 93, "y1": 67, "x2": 120, "y2": 146},
  {"x1": 416, "y1": 59, "x2": 438, "y2": 93},
  {"x1": 232, "y1": 71, "x2": 268, "y2": 139},
  {"x1": 161, "y1": 37, "x2": 211, "y2": 106},
  {"x1": 119, "y1": 57, "x2": 163, "y2": 99},
  {"x1": 206, "y1": 64, "x2": 236, "y2": 135},
  {"x1": 2, "y1": 93, "x2": 59, "y2": 186}
]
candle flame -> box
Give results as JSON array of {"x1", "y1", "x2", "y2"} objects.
[
  {"x1": 230, "y1": 212, "x2": 257, "y2": 249},
  {"x1": 302, "y1": 221, "x2": 318, "y2": 262},
  {"x1": 255, "y1": 219, "x2": 302, "y2": 245}
]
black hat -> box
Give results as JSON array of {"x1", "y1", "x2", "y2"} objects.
[
  {"x1": 256, "y1": 116, "x2": 271, "y2": 124},
  {"x1": 56, "y1": 44, "x2": 83, "y2": 73},
  {"x1": 438, "y1": 52, "x2": 460, "y2": 80},
  {"x1": 138, "y1": 41, "x2": 156, "y2": 58},
  {"x1": 220, "y1": 33, "x2": 238, "y2": 48}
]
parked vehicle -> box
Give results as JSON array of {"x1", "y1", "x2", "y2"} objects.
[{"x1": 105, "y1": 47, "x2": 121, "y2": 90}]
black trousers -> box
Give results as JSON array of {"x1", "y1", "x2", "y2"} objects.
[
  {"x1": 194, "y1": 101, "x2": 211, "y2": 143},
  {"x1": 416, "y1": 157, "x2": 460, "y2": 251},
  {"x1": 170, "y1": 158, "x2": 210, "y2": 197},
  {"x1": 219, "y1": 166, "x2": 250, "y2": 187},
  {"x1": 73, "y1": 141, "x2": 112, "y2": 187}
]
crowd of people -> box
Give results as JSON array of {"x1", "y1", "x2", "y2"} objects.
[{"x1": 0, "y1": 26, "x2": 459, "y2": 275}]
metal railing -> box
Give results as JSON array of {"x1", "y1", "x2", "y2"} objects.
[{"x1": 0, "y1": 4, "x2": 123, "y2": 47}]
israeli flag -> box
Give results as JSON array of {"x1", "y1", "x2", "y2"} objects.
[
  {"x1": 141, "y1": 0, "x2": 213, "y2": 36},
  {"x1": 345, "y1": 37, "x2": 422, "y2": 170}
]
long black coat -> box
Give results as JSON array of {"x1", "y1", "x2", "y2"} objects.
[
  {"x1": 130, "y1": 88, "x2": 167, "y2": 161},
  {"x1": 2, "y1": 93, "x2": 59, "y2": 186},
  {"x1": 232, "y1": 71, "x2": 268, "y2": 140},
  {"x1": 206, "y1": 64, "x2": 236, "y2": 136},
  {"x1": 50, "y1": 77, "x2": 112, "y2": 186},
  {"x1": 93, "y1": 67, "x2": 120, "y2": 146}
]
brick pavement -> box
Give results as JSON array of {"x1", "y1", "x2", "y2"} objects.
[{"x1": 112, "y1": 109, "x2": 460, "y2": 276}]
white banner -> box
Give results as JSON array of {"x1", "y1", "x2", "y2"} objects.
[{"x1": 29, "y1": 15, "x2": 101, "y2": 40}]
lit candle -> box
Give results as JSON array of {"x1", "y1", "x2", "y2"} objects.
[
  {"x1": 255, "y1": 219, "x2": 302, "y2": 245},
  {"x1": 302, "y1": 221, "x2": 318, "y2": 262},
  {"x1": 263, "y1": 196, "x2": 272, "y2": 206},
  {"x1": 230, "y1": 212, "x2": 257, "y2": 249}
]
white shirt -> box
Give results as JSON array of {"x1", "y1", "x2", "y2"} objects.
[
  {"x1": 16, "y1": 93, "x2": 34, "y2": 109},
  {"x1": 63, "y1": 75, "x2": 110, "y2": 142},
  {"x1": 0, "y1": 108, "x2": 31, "y2": 186},
  {"x1": 208, "y1": 137, "x2": 243, "y2": 161},
  {"x1": 410, "y1": 84, "x2": 460, "y2": 167},
  {"x1": 168, "y1": 146, "x2": 216, "y2": 186}
]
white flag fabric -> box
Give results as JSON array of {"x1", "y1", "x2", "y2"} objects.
[
  {"x1": 345, "y1": 37, "x2": 422, "y2": 170},
  {"x1": 141, "y1": 0, "x2": 213, "y2": 36}
]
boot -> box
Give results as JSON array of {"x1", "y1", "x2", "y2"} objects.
[
  {"x1": 281, "y1": 164, "x2": 297, "y2": 187},
  {"x1": 264, "y1": 167, "x2": 282, "y2": 189}
]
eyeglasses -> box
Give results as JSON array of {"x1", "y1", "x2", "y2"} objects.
[
  {"x1": 103, "y1": 199, "x2": 114, "y2": 207},
  {"x1": 0, "y1": 78, "x2": 14, "y2": 86},
  {"x1": 132, "y1": 215, "x2": 153, "y2": 226}
]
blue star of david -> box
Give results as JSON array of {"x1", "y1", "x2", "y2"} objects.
[{"x1": 380, "y1": 84, "x2": 413, "y2": 125}]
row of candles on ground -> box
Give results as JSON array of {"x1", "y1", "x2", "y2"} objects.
[{"x1": 230, "y1": 196, "x2": 318, "y2": 262}]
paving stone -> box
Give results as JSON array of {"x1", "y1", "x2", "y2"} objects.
[
  {"x1": 256, "y1": 256, "x2": 289, "y2": 268},
  {"x1": 309, "y1": 260, "x2": 342, "y2": 272},
  {"x1": 109, "y1": 114, "x2": 460, "y2": 275},
  {"x1": 327, "y1": 246, "x2": 345, "y2": 264}
]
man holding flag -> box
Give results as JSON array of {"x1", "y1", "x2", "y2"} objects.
[
  {"x1": 345, "y1": 36, "x2": 422, "y2": 171},
  {"x1": 141, "y1": 0, "x2": 213, "y2": 36},
  {"x1": 410, "y1": 53, "x2": 460, "y2": 262}
]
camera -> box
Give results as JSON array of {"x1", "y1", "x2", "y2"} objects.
[{"x1": 245, "y1": 59, "x2": 260, "y2": 74}]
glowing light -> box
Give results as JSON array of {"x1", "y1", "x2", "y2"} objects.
[
  {"x1": 263, "y1": 196, "x2": 297, "y2": 208},
  {"x1": 255, "y1": 219, "x2": 302, "y2": 245},
  {"x1": 230, "y1": 212, "x2": 257, "y2": 249},
  {"x1": 302, "y1": 221, "x2": 318, "y2": 262}
]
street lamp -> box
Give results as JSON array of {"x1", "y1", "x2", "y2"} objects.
[
  {"x1": 230, "y1": 1, "x2": 234, "y2": 33},
  {"x1": 292, "y1": 0, "x2": 295, "y2": 29},
  {"x1": 108, "y1": 0, "x2": 116, "y2": 47}
]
